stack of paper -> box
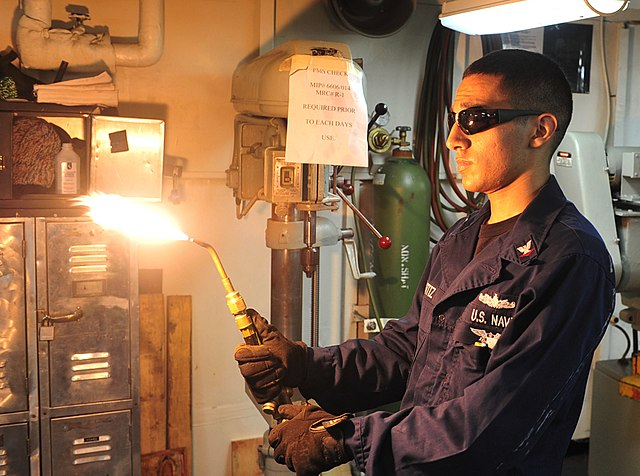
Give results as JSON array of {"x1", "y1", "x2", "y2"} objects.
[{"x1": 34, "y1": 71, "x2": 118, "y2": 107}]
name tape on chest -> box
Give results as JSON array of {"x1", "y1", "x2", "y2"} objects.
[{"x1": 424, "y1": 282, "x2": 437, "y2": 299}]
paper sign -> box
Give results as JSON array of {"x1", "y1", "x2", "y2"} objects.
[{"x1": 284, "y1": 55, "x2": 368, "y2": 166}]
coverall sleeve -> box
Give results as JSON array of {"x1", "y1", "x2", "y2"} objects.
[
  {"x1": 331, "y1": 253, "x2": 613, "y2": 474},
  {"x1": 298, "y1": 248, "x2": 440, "y2": 413}
]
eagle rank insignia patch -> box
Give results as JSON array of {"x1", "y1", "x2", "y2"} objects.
[
  {"x1": 471, "y1": 327, "x2": 501, "y2": 349},
  {"x1": 515, "y1": 237, "x2": 538, "y2": 264}
]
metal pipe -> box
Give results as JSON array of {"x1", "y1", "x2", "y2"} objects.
[
  {"x1": 190, "y1": 238, "x2": 234, "y2": 294},
  {"x1": 271, "y1": 249, "x2": 303, "y2": 341},
  {"x1": 113, "y1": 0, "x2": 165, "y2": 67},
  {"x1": 302, "y1": 210, "x2": 320, "y2": 345},
  {"x1": 16, "y1": 0, "x2": 164, "y2": 72},
  {"x1": 270, "y1": 204, "x2": 303, "y2": 341},
  {"x1": 310, "y1": 263, "x2": 320, "y2": 346},
  {"x1": 188, "y1": 238, "x2": 257, "y2": 343}
]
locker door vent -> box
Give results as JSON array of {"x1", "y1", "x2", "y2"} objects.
[
  {"x1": 72, "y1": 434, "x2": 113, "y2": 465},
  {"x1": 70, "y1": 352, "x2": 111, "y2": 382},
  {"x1": 0, "y1": 447, "x2": 7, "y2": 476},
  {"x1": 68, "y1": 244, "x2": 108, "y2": 275}
]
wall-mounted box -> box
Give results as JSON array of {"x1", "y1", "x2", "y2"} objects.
[
  {"x1": 0, "y1": 102, "x2": 164, "y2": 216},
  {"x1": 91, "y1": 116, "x2": 164, "y2": 201}
]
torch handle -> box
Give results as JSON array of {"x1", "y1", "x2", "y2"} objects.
[
  {"x1": 242, "y1": 328, "x2": 262, "y2": 346},
  {"x1": 235, "y1": 312, "x2": 292, "y2": 419},
  {"x1": 235, "y1": 312, "x2": 262, "y2": 345}
]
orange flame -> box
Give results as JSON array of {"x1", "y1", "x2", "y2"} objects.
[{"x1": 77, "y1": 194, "x2": 189, "y2": 243}]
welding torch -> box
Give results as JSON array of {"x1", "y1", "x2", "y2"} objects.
[{"x1": 189, "y1": 237, "x2": 291, "y2": 418}]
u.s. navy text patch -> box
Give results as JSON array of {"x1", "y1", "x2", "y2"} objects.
[{"x1": 464, "y1": 290, "x2": 517, "y2": 349}]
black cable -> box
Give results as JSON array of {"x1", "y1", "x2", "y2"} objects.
[
  {"x1": 610, "y1": 318, "x2": 632, "y2": 361},
  {"x1": 415, "y1": 23, "x2": 482, "y2": 234}
]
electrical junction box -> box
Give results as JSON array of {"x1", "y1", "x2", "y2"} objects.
[
  {"x1": 91, "y1": 115, "x2": 164, "y2": 201},
  {"x1": 226, "y1": 115, "x2": 330, "y2": 217}
]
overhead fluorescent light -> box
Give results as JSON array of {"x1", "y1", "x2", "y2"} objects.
[{"x1": 439, "y1": 0, "x2": 628, "y2": 35}]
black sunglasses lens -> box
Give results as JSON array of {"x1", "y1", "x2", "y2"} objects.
[
  {"x1": 461, "y1": 110, "x2": 494, "y2": 135},
  {"x1": 449, "y1": 109, "x2": 499, "y2": 135},
  {"x1": 447, "y1": 111, "x2": 477, "y2": 134},
  {"x1": 459, "y1": 110, "x2": 473, "y2": 134}
]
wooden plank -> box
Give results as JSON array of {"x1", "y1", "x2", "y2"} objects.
[
  {"x1": 139, "y1": 293, "x2": 167, "y2": 454},
  {"x1": 141, "y1": 448, "x2": 186, "y2": 476},
  {"x1": 231, "y1": 437, "x2": 263, "y2": 476},
  {"x1": 167, "y1": 295, "x2": 193, "y2": 476}
]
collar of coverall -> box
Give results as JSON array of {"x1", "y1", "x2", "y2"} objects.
[{"x1": 456, "y1": 176, "x2": 568, "y2": 266}]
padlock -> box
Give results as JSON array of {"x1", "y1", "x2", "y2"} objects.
[{"x1": 39, "y1": 319, "x2": 55, "y2": 341}]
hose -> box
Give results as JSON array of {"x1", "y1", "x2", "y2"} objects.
[{"x1": 414, "y1": 23, "x2": 483, "y2": 233}]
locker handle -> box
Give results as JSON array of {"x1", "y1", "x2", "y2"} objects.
[{"x1": 40, "y1": 306, "x2": 84, "y2": 323}]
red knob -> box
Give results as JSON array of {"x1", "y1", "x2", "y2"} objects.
[
  {"x1": 342, "y1": 183, "x2": 354, "y2": 195},
  {"x1": 378, "y1": 236, "x2": 392, "y2": 249}
]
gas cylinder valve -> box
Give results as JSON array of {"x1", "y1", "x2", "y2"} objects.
[{"x1": 392, "y1": 126, "x2": 412, "y2": 148}]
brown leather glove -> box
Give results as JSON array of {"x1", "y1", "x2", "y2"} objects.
[
  {"x1": 233, "y1": 309, "x2": 308, "y2": 403},
  {"x1": 268, "y1": 404, "x2": 352, "y2": 476}
]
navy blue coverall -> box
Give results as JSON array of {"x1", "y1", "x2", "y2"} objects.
[{"x1": 298, "y1": 176, "x2": 616, "y2": 475}]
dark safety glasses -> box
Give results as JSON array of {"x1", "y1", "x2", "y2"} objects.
[{"x1": 447, "y1": 108, "x2": 544, "y2": 135}]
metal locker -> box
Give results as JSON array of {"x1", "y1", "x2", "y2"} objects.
[
  {"x1": 50, "y1": 410, "x2": 133, "y2": 476},
  {"x1": 0, "y1": 103, "x2": 148, "y2": 475},
  {"x1": 0, "y1": 422, "x2": 30, "y2": 475},
  {"x1": 0, "y1": 222, "x2": 28, "y2": 414},
  {"x1": 35, "y1": 217, "x2": 140, "y2": 476},
  {"x1": 0, "y1": 217, "x2": 140, "y2": 476},
  {"x1": 39, "y1": 220, "x2": 132, "y2": 407},
  {"x1": 0, "y1": 218, "x2": 38, "y2": 476}
]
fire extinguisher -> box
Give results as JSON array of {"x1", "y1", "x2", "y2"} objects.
[{"x1": 372, "y1": 126, "x2": 430, "y2": 319}]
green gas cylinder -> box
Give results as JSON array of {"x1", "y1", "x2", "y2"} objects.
[{"x1": 372, "y1": 126, "x2": 430, "y2": 319}]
